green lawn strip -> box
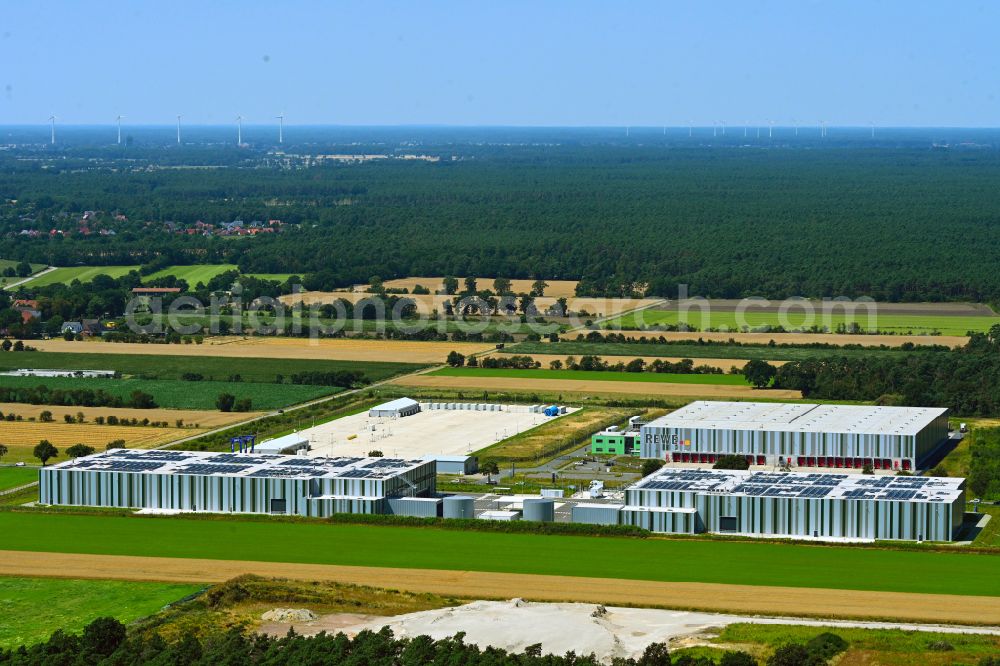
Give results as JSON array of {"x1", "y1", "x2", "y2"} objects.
[
  {"x1": 606, "y1": 310, "x2": 1000, "y2": 336},
  {"x1": 715, "y1": 622, "x2": 1000, "y2": 659},
  {"x1": 0, "y1": 375, "x2": 337, "y2": 410},
  {"x1": 1, "y1": 512, "x2": 998, "y2": 597},
  {"x1": 21, "y1": 265, "x2": 141, "y2": 287},
  {"x1": 242, "y1": 273, "x2": 301, "y2": 282},
  {"x1": 0, "y1": 351, "x2": 423, "y2": 384},
  {"x1": 0, "y1": 467, "x2": 38, "y2": 491},
  {"x1": 142, "y1": 264, "x2": 238, "y2": 285},
  {"x1": 508, "y1": 341, "x2": 923, "y2": 362},
  {"x1": 0, "y1": 260, "x2": 46, "y2": 276},
  {"x1": 0, "y1": 576, "x2": 202, "y2": 648},
  {"x1": 430, "y1": 367, "x2": 751, "y2": 385}
]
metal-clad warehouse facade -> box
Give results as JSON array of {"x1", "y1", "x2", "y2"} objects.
[
  {"x1": 640, "y1": 401, "x2": 949, "y2": 471},
  {"x1": 39, "y1": 449, "x2": 436, "y2": 517},
  {"x1": 623, "y1": 468, "x2": 964, "y2": 542}
]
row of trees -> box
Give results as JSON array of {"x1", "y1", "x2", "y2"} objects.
[{"x1": 0, "y1": 616, "x2": 863, "y2": 665}]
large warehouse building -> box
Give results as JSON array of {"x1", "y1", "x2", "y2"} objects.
[
  {"x1": 621, "y1": 468, "x2": 965, "y2": 541},
  {"x1": 641, "y1": 401, "x2": 949, "y2": 471},
  {"x1": 39, "y1": 449, "x2": 436, "y2": 517}
]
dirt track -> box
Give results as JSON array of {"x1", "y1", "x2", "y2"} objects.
[
  {"x1": 30, "y1": 338, "x2": 490, "y2": 364},
  {"x1": 656, "y1": 299, "x2": 997, "y2": 317},
  {"x1": 596, "y1": 330, "x2": 970, "y2": 347},
  {"x1": 394, "y1": 375, "x2": 802, "y2": 399},
  {"x1": 1, "y1": 550, "x2": 997, "y2": 625}
]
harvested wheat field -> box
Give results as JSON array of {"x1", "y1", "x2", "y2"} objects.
[
  {"x1": 394, "y1": 375, "x2": 800, "y2": 399},
  {"x1": 0, "y1": 422, "x2": 192, "y2": 448},
  {"x1": 494, "y1": 353, "x2": 785, "y2": 372},
  {"x1": 1, "y1": 550, "x2": 996, "y2": 625},
  {"x1": 30, "y1": 337, "x2": 486, "y2": 364},
  {"x1": 279, "y1": 291, "x2": 659, "y2": 318},
  {"x1": 591, "y1": 330, "x2": 970, "y2": 347},
  {"x1": 0, "y1": 404, "x2": 259, "y2": 429},
  {"x1": 358, "y1": 277, "x2": 581, "y2": 299}
]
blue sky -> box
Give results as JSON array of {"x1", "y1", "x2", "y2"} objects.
[{"x1": 1, "y1": 1, "x2": 997, "y2": 126}]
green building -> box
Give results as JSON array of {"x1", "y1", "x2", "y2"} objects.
[{"x1": 591, "y1": 430, "x2": 640, "y2": 456}]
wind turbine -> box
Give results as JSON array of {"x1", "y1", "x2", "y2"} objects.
[
  {"x1": 712, "y1": 121, "x2": 717, "y2": 138},
  {"x1": 744, "y1": 121, "x2": 748, "y2": 138},
  {"x1": 688, "y1": 120, "x2": 692, "y2": 137},
  {"x1": 870, "y1": 121, "x2": 875, "y2": 139},
  {"x1": 793, "y1": 119, "x2": 798, "y2": 137},
  {"x1": 276, "y1": 113, "x2": 284, "y2": 144},
  {"x1": 768, "y1": 119, "x2": 774, "y2": 139},
  {"x1": 820, "y1": 120, "x2": 827, "y2": 138},
  {"x1": 721, "y1": 120, "x2": 726, "y2": 136},
  {"x1": 48, "y1": 115, "x2": 56, "y2": 145},
  {"x1": 236, "y1": 115, "x2": 243, "y2": 145},
  {"x1": 116, "y1": 115, "x2": 125, "y2": 145},
  {"x1": 176, "y1": 115, "x2": 182, "y2": 144}
]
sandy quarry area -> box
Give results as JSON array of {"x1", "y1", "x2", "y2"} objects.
[
  {"x1": 588, "y1": 330, "x2": 970, "y2": 347},
  {"x1": 2, "y1": 550, "x2": 999, "y2": 626},
  {"x1": 264, "y1": 599, "x2": 1000, "y2": 662},
  {"x1": 29, "y1": 337, "x2": 490, "y2": 364},
  {"x1": 497, "y1": 353, "x2": 786, "y2": 372},
  {"x1": 393, "y1": 375, "x2": 802, "y2": 399},
  {"x1": 301, "y1": 404, "x2": 577, "y2": 459}
]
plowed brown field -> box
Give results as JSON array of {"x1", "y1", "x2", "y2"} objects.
[{"x1": 1, "y1": 550, "x2": 996, "y2": 625}]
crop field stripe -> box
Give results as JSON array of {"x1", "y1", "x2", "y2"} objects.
[
  {"x1": 507, "y1": 341, "x2": 920, "y2": 362},
  {"x1": 22, "y1": 265, "x2": 141, "y2": 287},
  {"x1": 143, "y1": 264, "x2": 238, "y2": 284},
  {"x1": 607, "y1": 310, "x2": 1000, "y2": 336},
  {"x1": 0, "y1": 375, "x2": 338, "y2": 410},
  {"x1": 2, "y1": 551, "x2": 998, "y2": 625},
  {"x1": 429, "y1": 367, "x2": 751, "y2": 385},
  {"x1": 0, "y1": 351, "x2": 424, "y2": 383},
  {"x1": 1, "y1": 513, "x2": 998, "y2": 598}
]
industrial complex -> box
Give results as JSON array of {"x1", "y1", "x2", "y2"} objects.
[
  {"x1": 640, "y1": 401, "x2": 950, "y2": 471},
  {"x1": 615, "y1": 468, "x2": 965, "y2": 541},
  {"x1": 34, "y1": 398, "x2": 969, "y2": 543},
  {"x1": 39, "y1": 449, "x2": 436, "y2": 517}
]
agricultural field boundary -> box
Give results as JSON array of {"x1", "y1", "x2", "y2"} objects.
[{"x1": 1, "y1": 550, "x2": 998, "y2": 625}]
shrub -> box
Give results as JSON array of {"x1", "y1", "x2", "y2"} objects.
[{"x1": 714, "y1": 454, "x2": 750, "y2": 470}]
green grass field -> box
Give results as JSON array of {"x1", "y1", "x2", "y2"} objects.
[
  {"x1": 143, "y1": 264, "x2": 239, "y2": 285},
  {"x1": 0, "y1": 351, "x2": 423, "y2": 384},
  {"x1": 0, "y1": 467, "x2": 38, "y2": 491},
  {"x1": 22, "y1": 265, "x2": 141, "y2": 287},
  {"x1": 0, "y1": 259, "x2": 46, "y2": 275},
  {"x1": 243, "y1": 273, "x2": 302, "y2": 283},
  {"x1": 508, "y1": 341, "x2": 928, "y2": 361},
  {"x1": 606, "y1": 310, "x2": 1000, "y2": 336},
  {"x1": 0, "y1": 375, "x2": 338, "y2": 410},
  {"x1": 1, "y1": 512, "x2": 998, "y2": 597},
  {"x1": 430, "y1": 367, "x2": 752, "y2": 385},
  {"x1": 0, "y1": 576, "x2": 201, "y2": 648}
]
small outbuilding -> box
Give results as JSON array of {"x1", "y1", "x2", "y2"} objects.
[
  {"x1": 369, "y1": 397, "x2": 421, "y2": 419},
  {"x1": 255, "y1": 433, "x2": 310, "y2": 455},
  {"x1": 423, "y1": 455, "x2": 479, "y2": 475}
]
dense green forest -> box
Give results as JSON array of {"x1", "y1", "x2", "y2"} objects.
[
  {"x1": 3, "y1": 142, "x2": 1000, "y2": 301},
  {"x1": 770, "y1": 326, "x2": 1000, "y2": 415}
]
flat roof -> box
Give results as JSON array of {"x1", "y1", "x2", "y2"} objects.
[
  {"x1": 49, "y1": 449, "x2": 429, "y2": 481},
  {"x1": 645, "y1": 401, "x2": 948, "y2": 437},
  {"x1": 370, "y1": 397, "x2": 419, "y2": 412},
  {"x1": 631, "y1": 468, "x2": 964, "y2": 503}
]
